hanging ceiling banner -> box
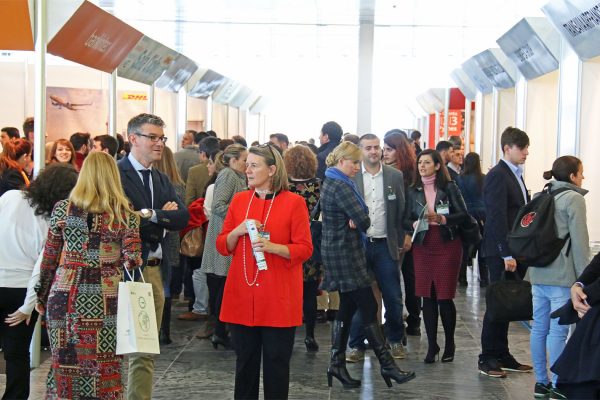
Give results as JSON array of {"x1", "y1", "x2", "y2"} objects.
[
  {"x1": 0, "y1": 0, "x2": 34, "y2": 50},
  {"x1": 497, "y1": 17, "x2": 561, "y2": 80},
  {"x1": 188, "y1": 69, "x2": 227, "y2": 98},
  {"x1": 229, "y1": 86, "x2": 256, "y2": 109},
  {"x1": 249, "y1": 96, "x2": 270, "y2": 114},
  {"x1": 462, "y1": 58, "x2": 494, "y2": 94},
  {"x1": 117, "y1": 35, "x2": 178, "y2": 85},
  {"x1": 450, "y1": 68, "x2": 478, "y2": 100},
  {"x1": 416, "y1": 89, "x2": 445, "y2": 114},
  {"x1": 471, "y1": 48, "x2": 518, "y2": 89},
  {"x1": 154, "y1": 53, "x2": 198, "y2": 92},
  {"x1": 47, "y1": 1, "x2": 142, "y2": 73},
  {"x1": 542, "y1": 0, "x2": 600, "y2": 60},
  {"x1": 212, "y1": 79, "x2": 242, "y2": 105}
]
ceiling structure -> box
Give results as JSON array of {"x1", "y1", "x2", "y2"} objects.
[{"x1": 90, "y1": 0, "x2": 549, "y2": 137}]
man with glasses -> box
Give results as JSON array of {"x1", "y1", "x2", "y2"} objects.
[{"x1": 118, "y1": 113, "x2": 190, "y2": 400}]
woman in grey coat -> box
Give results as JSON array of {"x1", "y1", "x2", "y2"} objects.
[
  {"x1": 529, "y1": 155, "x2": 590, "y2": 399},
  {"x1": 200, "y1": 144, "x2": 248, "y2": 349},
  {"x1": 321, "y1": 142, "x2": 414, "y2": 389}
]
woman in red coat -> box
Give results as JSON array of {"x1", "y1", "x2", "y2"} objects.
[{"x1": 216, "y1": 144, "x2": 313, "y2": 400}]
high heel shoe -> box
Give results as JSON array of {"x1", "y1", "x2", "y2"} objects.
[
  {"x1": 210, "y1": 334, "x2": 230, "y2": 349},
  {"x1": 441, "y1": 343, "x2": 455, "y2": 363},
  {"x1": 363, "y1": 323, "x2": 415, "y2": 387},
  {"x1": 424, "y1": 344, "x2": 440, "y2": 364},
  {"x1": 328, "y1": 321, "x2": 361, "y2": 389},
  {"x1": 305, "y1": 336, "x2": 319, "y2": 352}
]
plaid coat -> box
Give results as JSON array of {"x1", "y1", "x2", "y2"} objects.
[{"x1": 320, "y1": 177, "x2": 372, "y2": 293}]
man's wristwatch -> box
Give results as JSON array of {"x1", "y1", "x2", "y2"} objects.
[{"x1": 140, "y1": 208, "x2": 152, "y2": 219}]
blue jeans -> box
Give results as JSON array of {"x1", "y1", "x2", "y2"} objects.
[
  {"x1": 349, "y1": 239, "x2": 404, "y2": 348},
  {"x1": 530, "y1": 284, "x2": 570, "y2": 385}
]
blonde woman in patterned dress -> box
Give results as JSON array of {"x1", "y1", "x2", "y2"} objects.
[{"x1": 36, "y1": 152, "x2": 142, "y2": 400}]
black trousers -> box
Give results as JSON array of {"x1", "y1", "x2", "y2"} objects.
[
  {"x1": 303, "y1": 280, "x2": 319, "y2": 337},
  {"x1": 557, "y1": 381, "x2": 600, "y2": 399},
  {"x1": 0, "y1": 287, "x2": 38, "y2": 400},
  {"x1": 229, "y1": 324, "x2": 296, "y2": 400},
  {"x1": 401, "y1": 250, "x2": 421, "y2": 326},
  {"x1": 479, "y1": 256, "x2": 527, "y2": 361},
  {"x1": 206, "y1": 274, "x2": 227, "y2": 337},
  {"x1": 337, "y1": 286, "x2": 378, "y2": 326}
]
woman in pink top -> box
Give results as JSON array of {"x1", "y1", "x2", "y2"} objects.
[{"x1": 403, "y1": 149, "x2": 469, "y2": 364}]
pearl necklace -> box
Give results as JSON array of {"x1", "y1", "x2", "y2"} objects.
[{"x1": 242, "y1": 190, "x2": 276, "y2": 286}]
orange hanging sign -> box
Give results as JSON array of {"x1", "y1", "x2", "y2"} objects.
[
  {"x1": 48, "y1": 1, "x2": 143, "y2": 73},
  {"x1": 0, "y1": 0, "x2": 34, "y2": 51}
]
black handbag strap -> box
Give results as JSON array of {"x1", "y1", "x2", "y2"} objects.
[
  {"x1": 501, "y1": 270, "x2": 523, "y2": 282},
  {"x1": 310, "y1": 199, "x2": 321, "y2": 221}
]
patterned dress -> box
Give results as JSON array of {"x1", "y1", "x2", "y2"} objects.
[
  {"x1": 37, "y1": 200, "x2": 142, "y2": 400},
  {"x1": 288, "y1": 178, "x2": 323, "y2": 282}
]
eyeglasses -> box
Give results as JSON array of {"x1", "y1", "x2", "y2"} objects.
[
  {"x1": 257, "y1": 143, "x2": 277, "y2": 164},
  {"x1": 135, "y1": 133, "x2": 167, "y2": 143}
]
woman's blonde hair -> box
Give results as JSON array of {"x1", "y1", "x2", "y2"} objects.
[
  {"x1": 69, "y1": 152, "x2": 135, "y2": 229},
  {"x1": 249, "y1": 144, "x2": 289, "y2": 192},
  {"x1": 154, "y1": 146, "x2": 184, "y2": 186},
  {"x1": 325, "y1": 141, "x2": 362, "y2": 167},
  {"x1": 217, "y1": 143, "x2": 247, "y2": 168}
]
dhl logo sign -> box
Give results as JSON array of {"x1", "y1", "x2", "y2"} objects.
[{"x1": 122, "y1": 93, "x2": 148, "y2": 101}]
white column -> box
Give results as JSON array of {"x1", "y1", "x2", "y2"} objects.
[
  {"x1": 148, "y1": 84, "x2": 155, "y2": 114},
  {"x1": 108, "y1": 70, "x2": 117, "y2": 137},
  {"x1": 556, "y1": 41, "x2": 582, "y2": 157},
  {"x1": 443, "y1": 88, "x2": 450, "y2": 139},
  {"x1": 177, "y1": 88, "x2": 187, "y2": 150},
  {"x1": 356, "y1": 1, "x2": 374, "y2": 135},
  {"x1": 514, "y1": 75, "x2": 527, "y2": 131},
  {"x1": 205, "y1": 96, "x2": 213, "y2": 131},
  {"x1": 33, "y1": 0, "x2": 47, "y2": 177}
]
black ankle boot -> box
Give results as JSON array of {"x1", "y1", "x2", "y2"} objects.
[
  {"x1": 363, "y1": 323, "x2": 416, "y2": 387},
  {"x1": 327, "y1": 321, "x2": 361, "y2": 389},
  {"x1": 160, "y1": 297, "x2": 172, "y2": 345}
]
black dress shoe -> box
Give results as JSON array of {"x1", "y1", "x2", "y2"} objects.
[
  {"x1": 406, "y1": 325, "x2": 421, "y2": 336},
  {"x1": 441, "y1": 343, "x2": 455, "y2": 363},
  {"x1": 211, "y1": 334, "x2": 231, "y2": 349},
  {"x1": 304, "y1": 337, "x2": 319, "y2": 352}
]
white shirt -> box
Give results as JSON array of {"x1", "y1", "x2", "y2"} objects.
[
  {"x1": 362, "y1": 163, "x2": 387, "y2": 238},
  {"x1": 204, "y1": 184, "x2": 215, "y2": 220},
  {"x1": 128, "y1": 153, "x2": 163, "y2": 259},
  {"x1": 448, "y1": 162, "x2": 461, "y2": 175},
  {"x1": 0, "y1": 190, "x2": 49, "y2": 314},
  {"x1": 501, "y1": 158, "x2": 528, "y2": 203}
]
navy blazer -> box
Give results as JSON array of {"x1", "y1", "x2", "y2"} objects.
[
  {"x1": 482, "y1": 160, "x2": 530, "y2": 259},
  {"x1": 118, "y1": 156, "x2": 190, "y2": 277}
]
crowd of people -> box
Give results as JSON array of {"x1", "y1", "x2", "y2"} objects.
[{"x1": 0, "y1": 116, "x2": 598, "y2": 400}]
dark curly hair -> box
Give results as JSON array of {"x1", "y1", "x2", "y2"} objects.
[
  {"x1": 24, "y1": 163, "x2": 78, "y2": 218},
  {"x1": 284, "y1": 145, "x2": 317, "y2": 179}
]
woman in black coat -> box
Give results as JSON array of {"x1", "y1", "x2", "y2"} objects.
[
  {"x1": 321, "y1": 142, "x2": 414, "y2": 389},
  {"x1": 552, "y1": 252, "x2": 600, "y2": 398},
  {"x1": 404, "y1": 149, "x2": 469, "y2": 364}
]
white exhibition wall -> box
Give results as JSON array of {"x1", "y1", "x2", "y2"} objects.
[{"x1": 579, "y1": 56, "x2": 600, "y2": 243}]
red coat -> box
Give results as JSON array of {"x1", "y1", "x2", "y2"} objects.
[{"x1": 217, "y1": 190, "x2": 312, "y2": 327}]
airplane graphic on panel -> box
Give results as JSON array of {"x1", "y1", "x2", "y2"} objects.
[{"x1": 49, "y1": 95, "x2": 93, "y2": 111}]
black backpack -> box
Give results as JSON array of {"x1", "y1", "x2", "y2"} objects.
[{"x1": 507, "y1": 184, "x2": 572, "y2": 267}]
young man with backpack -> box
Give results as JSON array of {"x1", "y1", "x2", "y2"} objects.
[{"x1": 478, "y1": 127, "x2": 533, "y2": 378}]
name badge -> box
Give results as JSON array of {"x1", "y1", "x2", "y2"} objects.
[
  {"x1": 387, "y1": 194, "x2": 396, "y2": 200},
  {"x1": 436, "y1": 203, "x2": 450, "y2": 215},
  {"x1": 259, "y1": 231, "x2": 270, "y2": 240}
]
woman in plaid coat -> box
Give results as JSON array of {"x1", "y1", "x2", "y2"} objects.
[{"x1": 321, "y1": 142, "x2": 415, "y2": 390}]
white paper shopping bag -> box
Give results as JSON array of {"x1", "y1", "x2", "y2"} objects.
[{"x1": 116, "y1": 270, "x2": 160, "y2": 356}]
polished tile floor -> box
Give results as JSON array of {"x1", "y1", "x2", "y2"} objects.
[{"x1": 3, "y1": 268, "x2": 536, "y2": 399}]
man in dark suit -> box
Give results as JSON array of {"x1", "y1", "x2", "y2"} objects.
[
  {"x1": 436, "y1": 140, "x2": 459, "y2": 181},
  {"x1": 346, "y1": 134, "x2": 413, "y2": 367},
  {"x1": 118, "y1": 113, "x2": 190, "y2": 400},
  {"x1": 316, "y1": 121, "x2": 343, "y2": 181},
  {"x1": 478, "y1": 127, "x2": 532, "y2": 378}
]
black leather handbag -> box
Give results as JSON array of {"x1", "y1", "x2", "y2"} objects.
[
  {"x1": 486, "y1": 271, "x2": 532, "y2": 322},
  {"x1": 459, "y1": 215, "x2": 482, "y2": 246}
]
